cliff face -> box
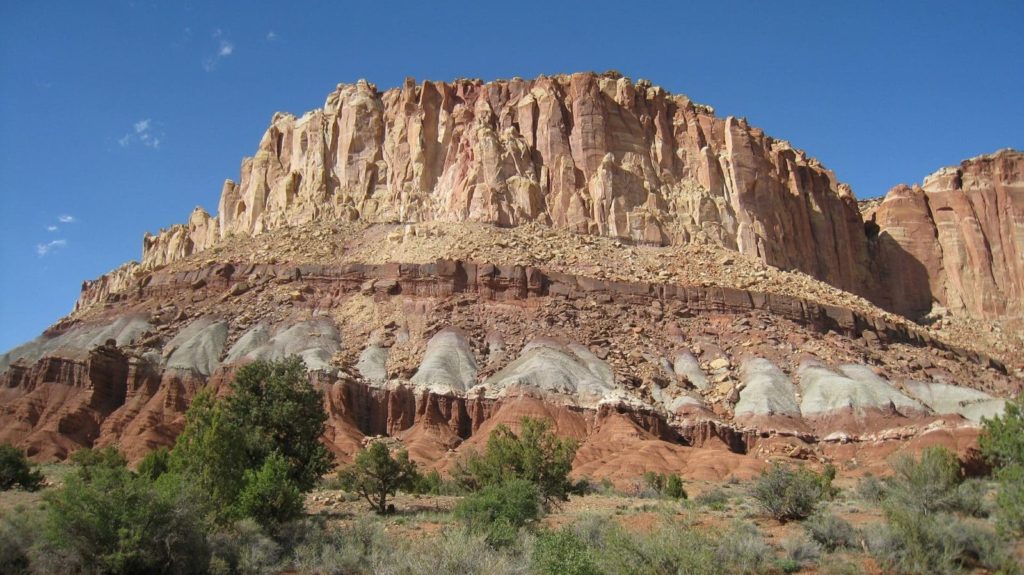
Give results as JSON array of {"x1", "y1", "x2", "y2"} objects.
[
  {"x1": 868, "y1": 149, "x2": 1024, "y2": 320},
  {"x1": 140, "y1": 72, "x2": 874, "y2": 298}
]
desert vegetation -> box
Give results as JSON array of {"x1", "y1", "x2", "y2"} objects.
[{"x1": 1, "y1": 360, "x2": 1021, "y2": 574}]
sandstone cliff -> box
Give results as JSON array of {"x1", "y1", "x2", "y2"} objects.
[
  {"x1": 139, "y1": 72, "x2": 874, "y2": 299},
  {"x1": 867, "y1": 149, "x2": 1024, "y2": 321}
]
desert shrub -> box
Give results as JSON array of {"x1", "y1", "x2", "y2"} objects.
[
  {"x1": 286, "y1": 517, "x2": 385, "y2": 575},
  {"x1": 454, "y1": 478, "x2": 541, "y2": 547},
  {"x1": 42, "y1": 461, "x2": 211, "y2": 574},
  {"x1": 991, "y1": 463, "x2": 1024, "y2": 536},
  {"x1": 640, "y1": 471, "x2": 687, "y2": 500},
  {"x1": 135, "y1": 446, "x2": 170, "y2": 481},
  {"x1": 713, "y1": 522, "x2": 771, "y2": 575},
  {"x1": 532, "y1": 528, "x2": 601, "y2": 575},
  {"x1": 568, "y1": 514, "x2": 717, "y2": 575},
  {"x1": 886, "y1": 447, "x2": 964, "y2": 514},
  {"x1": 68, "y1": 446, "x2": 126, "y2": 481},
  {"x1": 979, "y1": 393, "x2": 1024, "y2": 537},
  {"x1": 412, "y1": 469, "x2": 464, "y2": 495},
  {"x1": 751, "y1": 463, "x2": 828, "y2": 522},
  {"x1": 979, "y1": 394, "x2": 1024, "y2": 469},
  {"x1": 816, "y1": 555, "x2": 866, "y2": 575},
  {"x1": 695, "y1": 487, "x2": 730, "y2": 510},
  {"x1": 855, "y1": 473, "x2": 886, "y2": 503},
  {"x1": 0, "y1": 506, "x2": 46, "y2": 575},
  {"x1": 952, "y1": 478, "x2": 991, "y2": 518},
  {"x1": 803, "y1": 511, "x2": 859, "y2": 551},
  {"x1": 0, "y1": 444, "x2": 43, "y2": 492},
  {"x1": 233, "y1": 452, "x2": 304, "y2": 528},
  {"x1": 338, "y1": 441, "x2": 420, "y2": 514},
  {"x1": 207, "y1": 519, "x2": 282, "y2": 575},
  {"x1": 780, "y1": 534, "x2": 821, "y2": 571},
  {"x1": 868, "y1": 510, "x2": 1020, "y2": 575},
  {"x1": 388, "y1": 527, "x2": 529, "y2": 575},
  {"x1": 664, "y1": 473, "x2": 687, "y2": 500},
  {"x1": 455, "y1": 417, "x2": 577, "y2": 505}
]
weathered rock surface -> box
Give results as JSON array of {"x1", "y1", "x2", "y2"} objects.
[
  {"x1": 3, "y1": 73, "x2": 1022, "y2": 482},
  {"x1": 137, "y1": 72, "x2": 874, "y2": 298},
  {"x1": 867, "y1": 149, "x2": 1024, "y2": 320}
]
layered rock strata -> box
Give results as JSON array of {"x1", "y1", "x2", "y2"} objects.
[{"x1": 3, "y1": 259, "x2": 1014, "y2": 478}]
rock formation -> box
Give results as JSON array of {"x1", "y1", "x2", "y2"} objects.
[
  {"x1": 138, "y1": 72, "x2": 875, "y2": 298},
  {"x1": 3, "y1": 73, "x2": 1022, "y2": 482},
  {"x1": 866, "y1": 149, "x2": 1024, "y2": 320}
]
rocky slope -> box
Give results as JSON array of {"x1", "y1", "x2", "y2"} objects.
[{"x1": 2, "y1": 73, "x2": 1022, "y2": 482}]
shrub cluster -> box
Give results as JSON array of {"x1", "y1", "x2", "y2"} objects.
[
  {"x1": 0, "y1": 445, "x2": 42, "y2": 492},
  {"x1": 979, "y1": 393, "x2": 1024, "y2": 536},
  {"x1": 641, "y1": 471, "x2": 687, "y2": 500},
  {"x1": 863, "y1": 446, "x2": 1020, "y2": 575},
  {"x1": 750, "y1": 463, "x2": 832, "y2": 522}
]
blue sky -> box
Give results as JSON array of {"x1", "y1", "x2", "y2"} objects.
[{"x1": 1, "y1": 1, "x2": 1021, "y2": 351}]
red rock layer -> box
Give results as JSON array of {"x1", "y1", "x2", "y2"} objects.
[{"x1": 868, "y1": 149, "x2": 1024, "y2": 320}]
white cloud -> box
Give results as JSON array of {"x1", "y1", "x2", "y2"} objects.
[
  {"x1": 204, "y1": 30, "x2": 235, "y2": 71},
  {"x1": 36, "y1": 239, "x2": 66, "y2": 257},
  {"x1": 47, "y1": 225, "x2": 58, "y2": 232},
  {"x1": 58, "y1": 214, "x2": 75, "y2": 223},
  {"x1": 266, "y1": 31, "x2": 277, "y2": 41},
  {"x1": 120, "y1": 119, "x2": 161, "y2": 149}
]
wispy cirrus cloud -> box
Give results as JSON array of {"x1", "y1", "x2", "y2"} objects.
[
  {"x1": 119, "y1": 119, "x2": 161, "y2": 149},
  {"x1": 203, "y1": 29, "x2": 235, "y2": 71},
  {"x1": 36, "y1": 239, "x2": 67, "y2": 257},
  {"x1": 266, "y1": 31, "x2": 277, "y2": 41},
  {"x1": 47, "y1": 225, "x2": 58, "y2": 232},
  {"x1": 58, "y1": 214, "x2": 76, "y2": 223}
]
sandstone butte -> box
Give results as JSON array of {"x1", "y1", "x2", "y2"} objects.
[{"x1": 2, "y1": 72, "x2": 1022, "y2": 484}]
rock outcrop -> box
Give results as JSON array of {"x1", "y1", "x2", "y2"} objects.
[
  {"x1": 867, "y1": 149, "x2": 1024, "y2": 320},
  {"x1": 138, "y1": 72, "x2": 874, "y2": 297},
  {"x1": 3, "y1": 73, "x2": 1022, "y2": 483}
]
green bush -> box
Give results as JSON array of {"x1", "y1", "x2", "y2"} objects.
[
  {"x1": 695, "y1": 487, "x2": 730, "y2": 510},
  {"x1": 713, "y1": 522, "x2": 771, "y2": 575},
  {"x1": 68, "y1": 446, "x2": 126, "y2": 482},
  {"x1": 780, "y1": 535, "x2": 821, "y2": 571},
  {"x1": 338, "y1": 441, "x2": 420, "y2": 514},
  {"x1": 135, "y1": 446, "x2": 170, "y2": 481},
  {"x1": 0, "y1": 506, "x2": 45, "y2": 574},
  {"x1": 979, "y1": 394, "x2": 1024, "y2": 537},
  {"x1": 288, "y1": 517, "x2": 384, "y2": 575},
  {"x1": 640, "y1": 471, "x2": 687, "y2": 500},
  {"x1": 170, "y1": 357, "x2": 333, "y2": 524},
  {"x1": 855, "y1": 474, "x2": 886, "y2": 503},
  {"x1": 868, "y1": 511, "x2": 1020, "y2": 575},
  {"x1": 991, "y1": 463, "x2": 1024, "y2": 536},
  {"x1": 803, "y1": 511, "x2": 859, "y2": 551},
  {"x1": 0, "y1": 444, "x2": 42, "y2": 492},
  {"x1": 206, "y1": 518, "x2": 282, "y2": 575},
  {"x1": 454, "y1": 478, "x2": 541, "y2": 547},
  {"x1": 751, "y1": 463, "x2": 828, "y2": 522},
  {"x1": 456, "y1": 417, "x2": 577, "y2": 505},
  {"x1": 233, "y1": 452, "x2": 304, "y2": 528},
  {"x1": 886, "y1": 447, "x2": 964, "y2": 514},
  {"x1": 390, "y1": 527, "x2": 528, "y2": 575},
  {"x1": 42, "y1": 460, "x2": 210, "y2": 574},
  {"x1": 532, "y1": 528, "x2": 601, "y2": 575}
]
